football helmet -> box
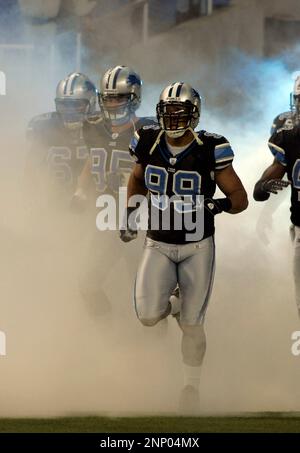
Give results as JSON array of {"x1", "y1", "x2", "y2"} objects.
[
  {"x1": 99, "y1": 65, "x2": 142, "y2": 126},
  {"x1": 290, "y1": 75, "x2": 300, "y2": 121},
  {"x1": 55, "y1": 72, "x2": 97, "y2": 129},
  {"x1": 156, "y1": 82, "x2": 201, "y2": 138}
]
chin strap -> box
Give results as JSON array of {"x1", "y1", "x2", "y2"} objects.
[
  {"x1": 187, "y1": 127, "x2": 203, "y2": 145},
  {"x1": 149, "y1": 127, "x2": 203, "y2": 155},
  {"x1": 149, "y1": 129, "x2": 164, "y2": 155}
]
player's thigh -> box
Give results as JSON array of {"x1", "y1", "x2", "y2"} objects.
[
  {"x1": 178, "y1": 237, "x2": 215, "y2": 325},
  {"x1": 134, "y1": 239, "x2": 177, "y2": 320}
]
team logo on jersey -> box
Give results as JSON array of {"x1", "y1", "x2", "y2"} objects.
[
  {"x1": 111, "y1": 132, "x2": 119, "y2": 140},
  {"x1": 169, "y1": 157, "x2": 177, "y2": 166}
]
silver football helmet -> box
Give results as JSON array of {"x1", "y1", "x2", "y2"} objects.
[
  {"x1": 99, "y1": 65, "x2": 142, "y2": 126},
  {"x1": 156, "y1": 82, "x2": 201, "y2": 138},
  {"x1": 290, "y1": 74, "x2": 300, "y2": 118},
  {"x1": 55, "y1": 72, "x2": 97, "y2": 130}
]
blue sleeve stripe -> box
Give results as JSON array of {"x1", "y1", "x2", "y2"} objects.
[
  {"x1": 129, "y1": 136, "x2": 138, "y2": 151},
  {"x1": 214, "y1": 145, "x2": 234, "y2": 161},
  {"x1": 268, "y1": 142, "x2": 285, "y2": 156},
  {"x1": 274, "y1": 151, "x2": 287, "y2": 166},
  {"x1": 215, "y1": 162, "x2": 232, "y2": 170},
  {"x1": 215, "y1": 156, "x2": 234, "y2": 164}
]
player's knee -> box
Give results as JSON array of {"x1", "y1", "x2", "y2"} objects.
[
  {"x1": 181, "y1": 324, "x2": 206, "y2": 367},
  {"x1": 139, "y1": 317, "x2": 161, "y2": 327},
  {"x1": 137, "y1": 304, "x2": 171, "y2": 327}
]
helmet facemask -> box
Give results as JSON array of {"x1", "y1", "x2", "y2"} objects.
[
  {"x1": 157, "y1": 101, "x2": 199, "y2": 138},
  {"x1": 99, "y1": 92, "x2": 137, "y2": 127},
  {"x1": 293, "y1": 94, "x2": 300, "y2": 124},
  {"x1": 55, "y1": 98, "x2": 90, "y2": 130}
]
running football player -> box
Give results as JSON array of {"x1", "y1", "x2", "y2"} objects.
[
  {"x1": 25, "y1": 72, "x2": 97, "y2": 208},
  {"x1": 122, "y1": 82, "x2": 248, "y2": 413},
  {"x1": 253, "y1": 125, "x2": 299, "y2": 317},
  {"x1": 72, "y1": 66, "x2": 158, "y2": 316},
  {"x1": 256, "y1": 75, "x2": 300, "y2": 245}
]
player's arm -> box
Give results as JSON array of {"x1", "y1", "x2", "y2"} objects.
[
  {"x1": 214, "y1": 164, "x2": 248, "y2": 214},
  {"x1": 253, "y1": 160, "x2": 289, "y2": 202},
  {"x1": 127, "y1": 163, "x2": 148, "y2": 202},
  {"x1": 70, "y1": 156, "x2": 92, "y2": 211},
  {"x1": 77, "y1": 155, "x2": 92, "y2": 192},
  {"x1": 120, "y1": 163, "x2": 147, "y2": 243}
]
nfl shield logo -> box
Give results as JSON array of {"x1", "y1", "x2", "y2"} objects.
[{"x1": 169, "y1": 157, "x2": 177, "y2": 166}]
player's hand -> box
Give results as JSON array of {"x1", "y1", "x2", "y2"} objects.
[
  {"x1": 203, "y1": 198, "x2": 232, "y2": 216},
  {"x1": 261, "y1": 179, "x2": 290, "y2": 194},
  {"x1": 119, "y1": 207, "x2": 138, "y2": 242},
  {"x1": 120, "y1": 229, "x2": 138, "y2": 243},
  {"x1": 70, "y1": 188, "x2": 87, "y2": 212}
]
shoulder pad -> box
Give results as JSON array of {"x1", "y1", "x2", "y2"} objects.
[
  {"x1": 278, "y1": 111, "x2": 292, "y2": 121},
  {"x1": 28, "y1": 112, "x2": 56, "y2": 127},
  {"x1": 203, "y1": 131, "x2": 223, "y2": 139},
  {"x1": 27, "y1": 112, "x2": 58, "y2": 137}
]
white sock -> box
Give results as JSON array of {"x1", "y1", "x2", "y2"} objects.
[{"x1": 183, "y1": 364, "x2": 201, "y2": 391}]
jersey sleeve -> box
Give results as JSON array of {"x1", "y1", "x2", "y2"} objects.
[
  {"x1": 270, "y1": 114, "x2": 281, "y2": 135},
  {"x1": 26, "y1": 112, "x2": 53, "y2": 142},
  {"x1": 214, "y1": 137, "x2": 234, "y2": 170},
  {"x1": 268, "y1": 131, "x2": 287, "y2": 166},
  {"x1": 26, "y1": 115, "x2": 41, "y2": 142}
]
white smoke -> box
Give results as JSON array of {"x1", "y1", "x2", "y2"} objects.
[{"x1": 0, "y1": 3, "x2": 300, "y2": 417}]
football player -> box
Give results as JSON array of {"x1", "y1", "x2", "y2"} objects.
[
  {"x1": 253, "y1": 125, "x2": 299, "y2": 316},
  {"x1": 72, "y1": 65, "x2": 158, "y2": 316},
  {"x1": 270, "y1": 75, "x2": 300, "y2": 135},
  {"x1": 256, "y1": 75, "x2": 300, "y2": 244},
  {"x1": 122, "y1": 82, "x2": 248, "y2": 413},
  {"x1": 25, "y1": 72, "x2": 97, "y2": 209}
]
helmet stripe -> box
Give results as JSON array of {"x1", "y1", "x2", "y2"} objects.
[
  {"x1": 63, "y1": 79, "x2": 68, "y2": 95},
  {"x1": 112, "y1": 66, "x2": 123, "y2": 89},
  {"x1": 175, "y1": 82, "x2": 183, "y2": 97},
  {"x1": 70, "y1": 73, "x2": 79, "y2": 95},
  {"x1": 66, "y1": 73, "x2": 77, "y2": 95},
  {"x1": 106, "y1": 70, "x2": 112, "y2": 89},
  {"x1": 168, "y1": 83, "x2": 175, "y2": 98}
]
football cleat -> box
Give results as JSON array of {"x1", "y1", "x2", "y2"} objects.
[{"x1": 178, "y1": 385, "x2": 200, "y2": 416}]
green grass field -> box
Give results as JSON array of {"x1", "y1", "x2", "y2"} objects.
[{"x1": 0, "y1": 414, "x2": 300, "y2": 433}]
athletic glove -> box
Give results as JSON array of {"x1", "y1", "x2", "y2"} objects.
[
  {"x1": 253, "y1": 179, "x2": 290, "y2": 201},
  {"x1": 120, "y1": 207, "x2": 138, "y2": 243},
  {"x1": 261, "y1": 179, "x2": 290, "y2": 194},
  {"x1": 70, "y1": 188, "x2": 87, "y2": 212},
  {"x1": 204, "y1": 197, "x2": 232, "y2": 216}
]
